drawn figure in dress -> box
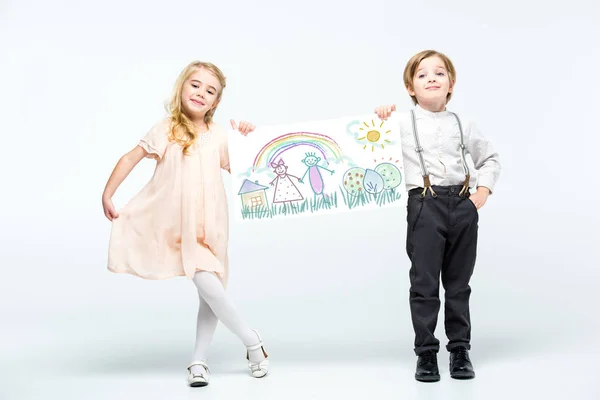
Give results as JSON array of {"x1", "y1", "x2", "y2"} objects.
[{"x1": 269, "y1": 159, "x2": 303, "y2": 203}]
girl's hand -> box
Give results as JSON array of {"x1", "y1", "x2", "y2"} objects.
[
  {"x1": 230, "y1": 119, "x2": 256, "y2": 136},
  {"x1": 375, "y1": 104, "x2": 396, "y2": 120},
  {"x1": 102, "y1": 197, "x2": 119, "y2": 221},
  {"x1": 469, "y1": 187, "x2": 490, "y2": 209}
]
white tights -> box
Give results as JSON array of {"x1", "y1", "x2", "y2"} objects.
[{"x1": 190, "y1": 271, "x2": 264, "y2": 373}]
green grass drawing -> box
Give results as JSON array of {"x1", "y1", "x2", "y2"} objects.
[
  {"x1": 240, "y1": 193, "x2": 339, "y2": 220},
  {"x1": 339, "y1": 185, "x2": 403, "y2": 210},
  {"x1": 240, "y1": 204, "x2": 271, "y2": 220},
  {"x1": 240, "y1": 185, "x2": 402, "y2": 219}
]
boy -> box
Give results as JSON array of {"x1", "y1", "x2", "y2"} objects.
[{"x1": 375, "y1": 50, "x2": 501, "y2": 382}]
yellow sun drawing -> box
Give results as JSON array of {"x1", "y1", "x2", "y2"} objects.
[{"x1": 357, "y1": 119, "x2": 392, "y2": 152}]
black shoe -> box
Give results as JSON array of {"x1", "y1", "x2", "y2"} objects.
[
  {"x1": 449, "y1": 347, "x2": 475, "y2": 379},
  {"x1": 415, "y1": 350, "x2": 440, "y2": 382}
]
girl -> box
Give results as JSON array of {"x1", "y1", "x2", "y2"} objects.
[
  {"x1": 101, "y1": 61, "x2": 269, "y2": 387},
  {"x1": 269, "y1": 159, "x2": 304, "y2": 203}
]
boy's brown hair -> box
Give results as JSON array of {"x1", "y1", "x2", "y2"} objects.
[{"x1": 403, "y1": 50, "x2": 456, "y2": 105}]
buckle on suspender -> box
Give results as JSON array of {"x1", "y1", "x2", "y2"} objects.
[
  {"x1": 458, "y1": 174, "x2": 470, "y2": 198},
  {"x1": 421, "y1": 175, "x2": 437, "y2": 198}
]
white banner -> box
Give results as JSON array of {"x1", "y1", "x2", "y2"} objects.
[{"x1": 228, "y1": 113, "x2": 406, "y2": 222}]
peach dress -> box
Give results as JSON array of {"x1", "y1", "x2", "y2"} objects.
[{"x1": 107, "y1": 118, "x2": 231, "y2": 287}]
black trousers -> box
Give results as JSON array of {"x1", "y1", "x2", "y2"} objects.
[{"x1": 406, "y1": 185, "x2": 478, "y2": 355}]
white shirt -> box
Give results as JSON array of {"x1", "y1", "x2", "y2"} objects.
[{"x1": 395, "y1": 105, "x2": 501, "y2": 193}]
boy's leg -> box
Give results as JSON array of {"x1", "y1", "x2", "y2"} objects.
[
  {"x1": 441, "y1": 194, "x2": 478, "y2": 351},
  {"x1": 406, "y1": 192, "x2": 448, "y2": 355},
  {"x1": 441, "y1": 191, "x2": 478, "y2": 379}
]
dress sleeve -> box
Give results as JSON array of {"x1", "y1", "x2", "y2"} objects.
[{"x1": 138, "y1": 119, "x2": 171, "y2": 160}]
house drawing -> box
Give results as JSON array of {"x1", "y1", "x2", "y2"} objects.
[{"x1": 238, "y1": 179, "x2": 270, "y2": 212}]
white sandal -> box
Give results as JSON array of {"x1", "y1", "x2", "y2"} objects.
[
  {"x1": 187, "y1": 360, "x2": 210, "y2": 387},
  {"x1": 246, "y1": 329, "x2": 269, "y2": 378}
]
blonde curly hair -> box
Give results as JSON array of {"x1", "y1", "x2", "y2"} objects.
[{"x1": 166, "y1": 61, "x2": 227, "y2": 155}]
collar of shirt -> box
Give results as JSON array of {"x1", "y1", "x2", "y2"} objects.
[{"x1": 413, "y1": 104, "x2": 452, "y2": 120}]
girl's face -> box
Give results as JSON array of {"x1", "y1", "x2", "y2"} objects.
[
  {"x1": 181, "y1": 68, "x2": 221, "y2": 121},
  {"x1": 407, "y1": 56, "x2": 453, "y2": 108},
  {"x1": 274, "y1": 164, "x2": 287, "y2": 175}
]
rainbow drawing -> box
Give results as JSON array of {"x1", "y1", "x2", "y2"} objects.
[{"x1": 252, "y1": 132, "x2": 344, "y2": 170}]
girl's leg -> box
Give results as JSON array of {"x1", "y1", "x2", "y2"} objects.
[
  {"x1": 192, "y1": 271, "x2": 266, "y2": 363},
  {"x1": 189, "y1": 296, "x2": 218, "y2": 375}
]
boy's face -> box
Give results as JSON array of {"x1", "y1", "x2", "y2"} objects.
[
  {"x1": 407, "y1": 56, "x2": 453, "y2": 107},
  {"x1": 302, "y1": 155, "x2": 319, "y2": 167}
]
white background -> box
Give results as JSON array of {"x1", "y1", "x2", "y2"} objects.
[{"x1": 1, "y1": 0, "x2": 599, "y2": 399}]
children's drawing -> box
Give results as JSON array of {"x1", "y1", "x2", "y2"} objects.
[
  {"x1": 363, "y1": 169, "x2": 385, "y2": 194},
  {"x1": 346, "y1": 119, "x2": 396, "y2": 152},
  {"x1": 375, "y1": 162, "x2": 403, "y2": 190},
  {"x1": 343, "y1": 161, "x2": 402, "y2": 196},
  {"x1": 340, "y1": 158, "x2": 404, "y2": 209},
  {"x1": 250, "y1": 131, "x2": 346, "y2": 174},
  {"x1": 299, "y1": 152, "x2": 335, "y2": 195},
  {"x1": 270, "y1": 159, "x2": 304, "y2": 203},
  {"x1": 342, "y1": 167, "x2": 365, "y2": 196},
  {"x1": 238, "y1": 179, "x2": 270, "y2": 218},
  {"x1": 228, "y1": 114, "x2": 407, "y2": 221}
]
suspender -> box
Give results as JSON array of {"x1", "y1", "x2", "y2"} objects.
[{"x1": 409, "y1": 110, "x2": 471, "y2": 198}]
